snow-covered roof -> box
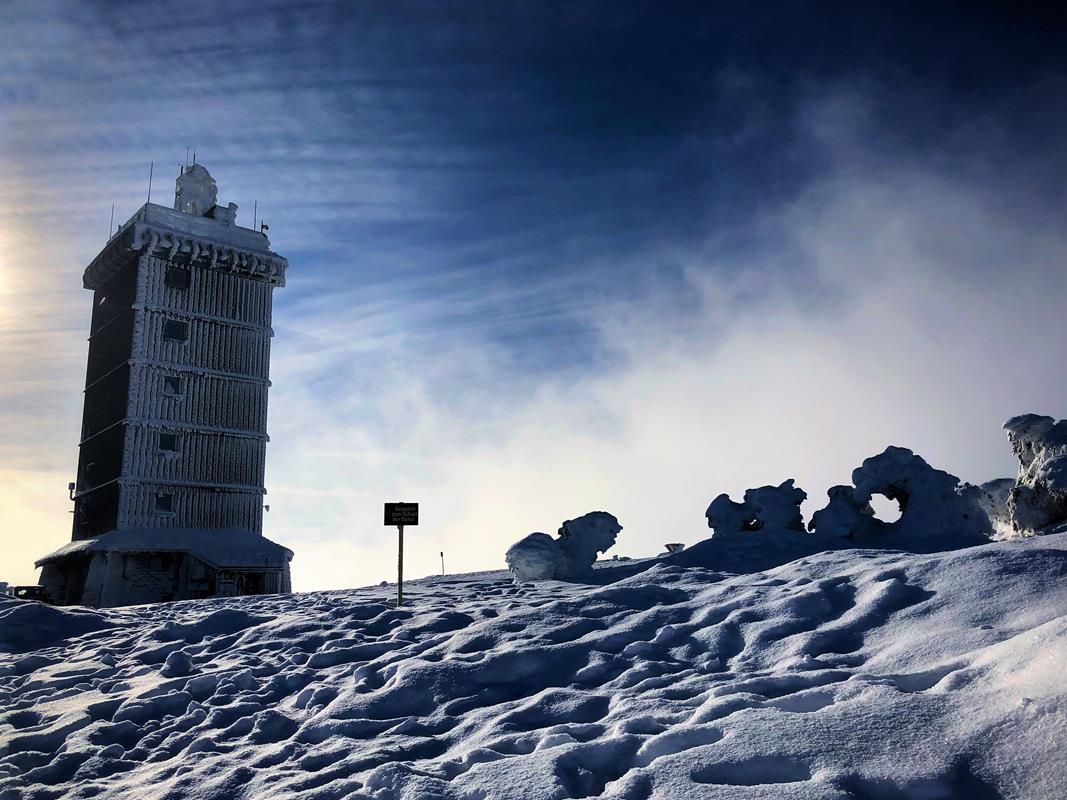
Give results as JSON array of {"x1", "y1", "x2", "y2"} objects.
[{"x1": 35, "y1": 529, "x2": 293, "y2": 570}]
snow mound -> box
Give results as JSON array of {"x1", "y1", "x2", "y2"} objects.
[
  {"x1": 2, "y1": 536, "x2": 1066, "y2": 799},
  {"x1": 0, "y1": 597, "x2": 114, "y2": 653},
  {"x1": 1005, "y1": 413, "x2": 1067, "y2": 534},
  {"x1": 506, "y1": 511, "x2": 621, "y2": 581}
]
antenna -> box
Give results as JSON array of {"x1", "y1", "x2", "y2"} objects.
[
  {"x1": 192, "y1": 150, "x2": 196, "y2": 165},
  {"x1": 253, "y1": 200, "x2": 257, "y2": 231},
  {"x1": 108, "y1": 203, "x2": 115, "y2": 240},
  {"x1": 147, "y1": 161, "x2": 154, "y2": 205},
  {"x1": 185, "y1": 146, "x2": 190, "y2": 166}
]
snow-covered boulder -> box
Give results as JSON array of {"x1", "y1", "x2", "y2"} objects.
[
  {"x1": 692, "y1": 446, "x2": 995, "y2": 575},
  {"x1": 505, "y1": 512, "x2": 622, "y2": 582},
  {"x1": 969, "y1": 478, "x2": 1016, "y2": 538},
  {"x1": 504, "y1": 533, "x2": 564, "y2": 582},
  {"x1": 684, "y1": 481, "x2": 823, "y2": 572},
  {"x1": 745, "y1": 479, "x2": 807, "y2": 532},
  {"x1": 812, "y1": 446, "x2": 992, "y2": 551},
  {"x1": 704, "y1": 494, "x2": 757, "y2": 536},
  {"x1": 704, "y1": 480, "x2": 806, "y2": 536},
  {"x1": 1004, "y1": 414, "x2": 1067, "y2": 534},
  {"x1": 807, "y1": 484, "x2": 876, "y2": 540},
  {"x1": 556, "y1": 512, "x2": 622, "y2": 579}
]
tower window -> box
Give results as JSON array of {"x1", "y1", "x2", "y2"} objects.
[
  {"x1": 158, "y1": 432, "x2": 179, "y2": 452},
  {"x1": 156, "y1": 494, "x2": 174, "y2": 513},
  {"x1": 165, "y1": 268, "x2": 191, "y2": 290},
  {"x1": 163, "y1": 376, "x2": 184, "y2": 397},
  {"x1": 163, "y1": 320, "x2": 189, "y2": 342}
]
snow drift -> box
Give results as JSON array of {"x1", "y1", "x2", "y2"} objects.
[{"x1": 2, "y1": 534, "x2": 1066, "y2": 799}]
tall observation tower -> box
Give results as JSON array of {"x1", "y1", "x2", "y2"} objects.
[{"x1": 36, "y1": 165, "x2": 294, "y2": 607}]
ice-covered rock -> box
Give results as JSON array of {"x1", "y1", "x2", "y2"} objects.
[
  {"x1": 1004, "y1": 414, "x2": 1067, "y2": 534},
  {"x1": 556, "y1": 512, "x2": 622, "y2": 579},
  {"x1": 704, "y1": 494, "x2": 758, "y2": 536},
  {"x1": 696, "y1": 446, "x2": 994, "y2": 574},
  {"x1": 744, "y1": 479, "x2": 807, "y2": 532},
  {"x1": 807, "y1": 484, "x2": 877, "y2": 540},
  {"x1": 817, "y1": 446, "x2": 992, "y2": 551},
  {"x1": 686, "y1": 481, "x2": 823, "y2": 572},
  {"x1": 505, "y1": 512, "x2": 621, "y2": 581},
  {"x1": 970, "y1": 478, "x2": 1016, "y2": 538},
  {"x1": 705, "y1": 480, "x2": 807, "y2": 537},
  {"x1": 505, "y1": 533, "x2": 565, "y2": 582}
]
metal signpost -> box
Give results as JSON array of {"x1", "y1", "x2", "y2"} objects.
[{"x1": 384, "y1": 502, "x2": 418, "y2": 607}]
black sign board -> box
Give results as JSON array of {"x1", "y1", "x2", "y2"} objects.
[{"x1": 384, "y1": 502, "x2": 419, "y2": 526}]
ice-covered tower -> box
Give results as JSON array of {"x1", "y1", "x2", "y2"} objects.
[{"x1": 36, "y1": 165, "x2": 294, "y2": 607}]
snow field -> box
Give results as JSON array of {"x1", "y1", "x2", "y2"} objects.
[{"x1": 2, "y1": 535, "x2": 1066, "y2": 799}]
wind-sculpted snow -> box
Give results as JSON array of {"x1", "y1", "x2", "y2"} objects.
[{"x1": 3, "y1": 536, "x2": 1067, "y2": 799}]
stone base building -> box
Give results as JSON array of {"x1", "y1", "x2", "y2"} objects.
[
  {"x1": 35, "y1": 165, "x2": 293, "y2": 607},
  {"x1": 38, "y1": 529, "x2": 292, "y2": 607}
]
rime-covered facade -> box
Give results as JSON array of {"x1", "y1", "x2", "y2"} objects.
[{"x1": 36, "y1": 165, "x2": 294, "y2": 607}]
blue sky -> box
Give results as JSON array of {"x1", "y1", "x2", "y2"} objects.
[{"x1": 3, "y1": 1, "x2": 1067, "y2": 589}]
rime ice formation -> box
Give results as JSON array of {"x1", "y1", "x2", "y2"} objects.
[
  {"x1": 687, "y1": 414, "x2": 1067, "y2": 576},
  {"x1": 504, "y1": 533, "x2": 565, "y2": 583},
  {"x1": 704, "y1": 480, "x2": 806, "y2": 537},
  {"x1": 744, "y1": 479, "x2": 807, "y2": 532},
  {"x1": 556, "y1": 512, "x2": 623, "y2": 579},
  {"x1": 689, "y1": 447, "x2": 999, "y2": 575},
  {"x1": 4, "y1": 535, "x2": 1066, "y2": 799},
  {"x1": 843, "y1": 446, "x2": 992, "y2": 551},
  {"x1": 704, "y1": 494, "x2": 758, "y2": 536},
  {"x1": 505, "y1": 512, "x2": 621, "y2": 581},
  {"x1": 686, "y1": 480, "x2": 825, "y2": 572},
  {"x1": 807, "y1": 484, "x2": 877, "y2": 540},
  {"x1": 1004, "y1": 413, "x2": 1067, "y2": 534},
  {"x1": 969, "y1": 478, "x2": 1016, "y2": 538},
  {"x1": 805, "y1": 446, "x2": 995, "y2": 551}
]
